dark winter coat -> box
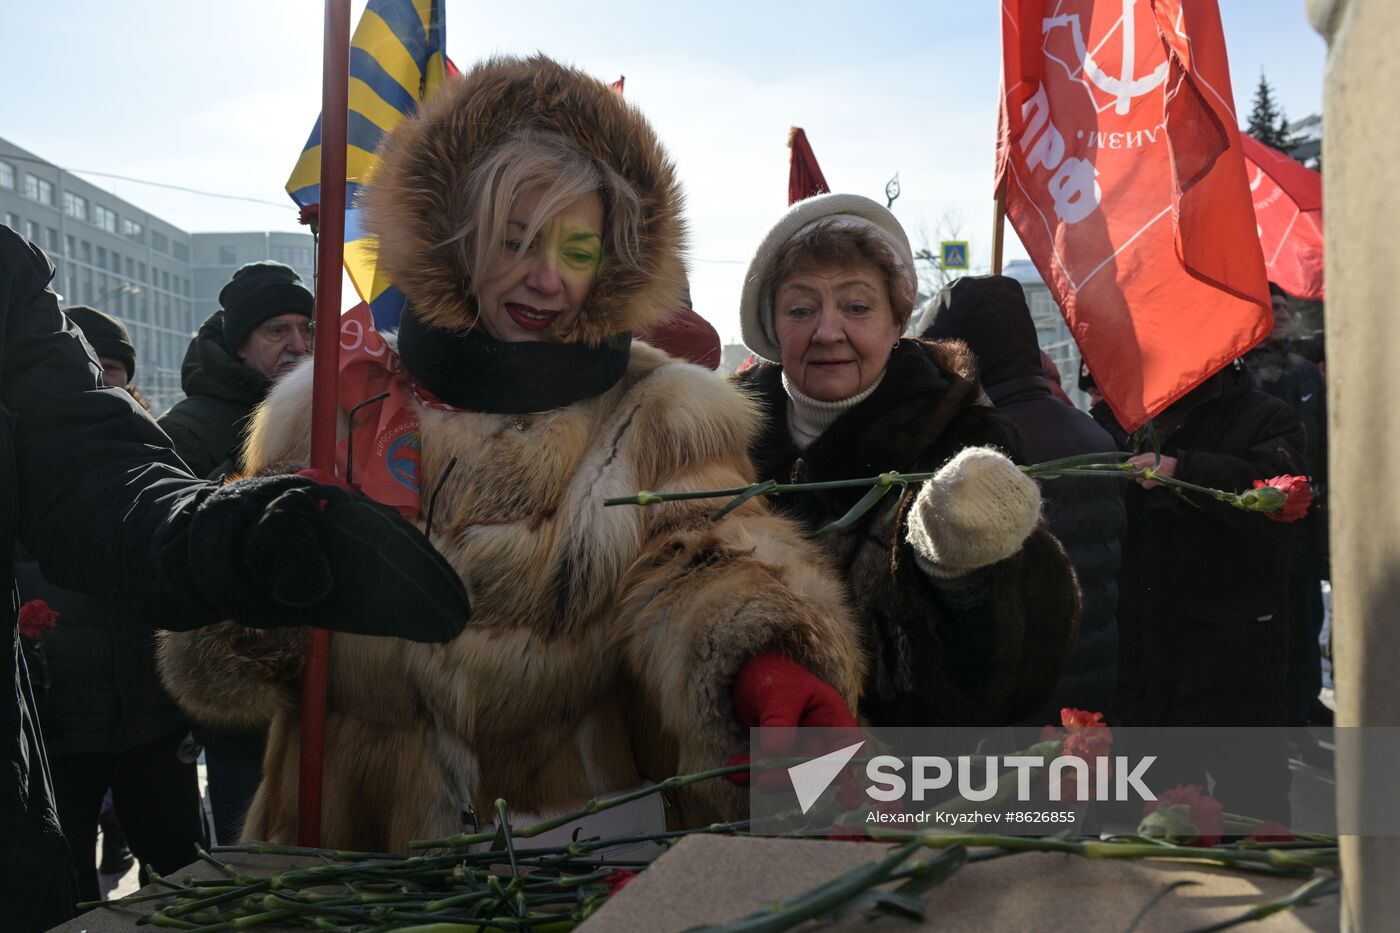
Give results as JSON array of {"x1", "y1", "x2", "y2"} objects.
[
  {"x1": 1245, "y1": 345, "x2": 1328, "y2": 575},
  {"x1": 1093, "y1": 364, "x2": 1306, "y2": 727},
  {"x1": 14, "y1": 549, "x2": 187, "y2": 759},
  {"x1": 0, "y1": 225, "x2": 214, "y2": 931},
  {"x1": 922, "y1": 274, "x2": 1125, "y2": 720},
  {"x1": 736, "y1": 339, "x2": 1081, "y2": 727},
  {"x1": 158, "y1": 310, "x2": 271, "y2": 480}
]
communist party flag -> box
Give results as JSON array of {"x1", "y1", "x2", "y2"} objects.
[
  {"x1": 1241, "y1": 134, "x2": 1324, "y2": 301},
  {"x1": 997, "y1": 0, "x2": 1270, "y2": 431},
  {"x1": 789, "y1": 127, "x2": 831, "y2": 206}
]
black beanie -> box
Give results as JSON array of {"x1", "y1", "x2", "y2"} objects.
[
  {"x1": 219, "y1": 261, "x2": 314, "y2": 352},
  {"x1": 65, "y1": 304, "x2": 136, "y2": 380}
]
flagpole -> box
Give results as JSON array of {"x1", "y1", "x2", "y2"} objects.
[
  {"x1": 991, "y1": 176, "x2": 1007, "y2": 275},
  {"x1": 298, "y1": 0, "x2": 350, "y2": 848}
]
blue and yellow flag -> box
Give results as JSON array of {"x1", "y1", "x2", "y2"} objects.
[{"x1": 286, "y1": 0, "x2": 452, "y2": 330}]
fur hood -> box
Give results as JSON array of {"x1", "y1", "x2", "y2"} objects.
[{"x1": 364, "y1": 54, "x2": 688, "y2": 344}]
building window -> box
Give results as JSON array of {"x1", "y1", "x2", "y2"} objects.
[
  {"x1": 25, "y1": 220, "x2": 39, "y2": 243},
  {"x1": 138, "y1": 261, "x2": 147, "y2": 281},
  {"x1": 219, "y1": 245, "x2": 237, "y2": 265},
  {"x1": 81, "y1": 240, "x2": 92, "y2": 263},
  {"x1": 5, "y1": 212, "x2": 17, "y2": 230},
  {"x1": 25, "y1": 175, "x2": 53, "y2": 205},
  {"x1": 172, "y1": 241, "x2": 188, "y2": 262},
  {"x1": 162, "y1": 270, "x2": 171, "y2": 291},
  {"x1": 0, "y1": 161, "x2": 14, "y2": 189},
  {"x1": 125, "y1": 256, "x2": 134, "y2": 277},
  {"x1": 97, "y1": 246, "x2": 107, "y2": 270},
  {"x1": 93, "y1": 205, "x2": 117, "y2": 233},
  {"x1": 63, "y1": 191, "x2": 88, "y2": 221},
  {"x1": 123, "y1": 218, "x2": 144, "y2": 241},
  {"x1": 151, "y1": 230, "x2": 169, "y2": 253},
  {"x1": 47, "y1": 228, "x2": 60, "y2": 254}
]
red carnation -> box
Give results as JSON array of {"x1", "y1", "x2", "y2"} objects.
[
  {"x1": 18, "y1": 599, "x2": 59, "y2": 639},
  {"x1": 1061, "y1": 708, "x2": 1106, "y2": 730},
  {"x1": 1140, "y1": 785, "x2": 1225, "y2": 847},
  {"x1": 1252, "y1": 475, "x2": 1312, "y2": 522},
  {"x1": 606, "y1": 869, "x2": 637, "y2": 897},
  {"x1": 1044, "y1": 709, "x2": 1112, "y2": 801}
]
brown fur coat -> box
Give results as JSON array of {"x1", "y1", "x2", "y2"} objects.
[{"x1": 158, "y1": 57, "x2": 863, "y2": 851}]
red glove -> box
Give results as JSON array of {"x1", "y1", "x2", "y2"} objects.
[
  {"x1": 733, "y1": 652, "x2": 858, "y2": 730},
  {"x1": 726, "y1": 652, "x2": 859, "y2": 790}
]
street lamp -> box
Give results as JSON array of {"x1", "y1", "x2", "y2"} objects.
[{"x1": 93, "y1": 281, "x2": 142, "y2": 307}]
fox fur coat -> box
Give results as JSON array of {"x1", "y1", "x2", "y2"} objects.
[{"x1": 159, "y1": 57, "x2": 864, "y2": 850}]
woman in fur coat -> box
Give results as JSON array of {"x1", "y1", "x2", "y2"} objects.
[
  {"x1": 159, "y1": 56, "x2": 866, "y2": 850},
  {"x1": 733, "y1": 194, "x2": 1081, "y2": 727}
]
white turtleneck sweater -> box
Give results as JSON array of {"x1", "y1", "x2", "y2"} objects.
[{"x1": 782, "y1": 371, "x2": 886, "y2": 449}]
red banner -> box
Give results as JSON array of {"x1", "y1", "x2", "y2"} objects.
[
  {"x1": 788, "y1": 127, "x2": 831, "y2": 206},
  {"x1": 1241, "y1": 134, "x2": 1324, "y2": 301},
  {"x1": 997, "y1": 0, "x2": 1270, "y2": 431}
]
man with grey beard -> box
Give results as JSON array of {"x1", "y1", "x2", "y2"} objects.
[{"x1": 156, "y1": 260, "x2": 314, "y2": 845}]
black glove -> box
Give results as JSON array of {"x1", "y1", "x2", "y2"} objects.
[{"x1": 173, "y1": 472, "x2": 469, "y2": 642}]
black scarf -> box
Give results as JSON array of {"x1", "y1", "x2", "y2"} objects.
[{"x1": 396, "y1": 308, "x2": 632, "y2": 413}]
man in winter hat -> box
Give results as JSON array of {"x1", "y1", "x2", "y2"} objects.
[
  {"x1": 63, "y1": 305, "x2": 136, "y2": 389},
  {"x1": 160, "y1": 261, "x2": 313, "y2": 480},
  {"x1": 220, "y1": 261, "x2": 314, "y2": 381}
]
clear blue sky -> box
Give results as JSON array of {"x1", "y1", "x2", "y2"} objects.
[{"x1": 5, "y1": 1, "x2": 1326, "y2": 342}]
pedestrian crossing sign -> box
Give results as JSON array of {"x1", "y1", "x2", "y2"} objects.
[{"x1": 940, "y1": 241, "x2": 969, "y2": 270}]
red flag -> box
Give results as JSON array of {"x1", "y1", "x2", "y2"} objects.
[
  {"x1": 1241, "y1": 135, "x2": 1324, "y2": 301},
  {"x1": 788, "y1": 127, "x2": 831, "y2": 206},
  {"x1": 997, "y1": 0, "x2": 1270, "y2": 431},
  {"x1": 610, "y1": 75, "x2": 625, "y2": 95}
]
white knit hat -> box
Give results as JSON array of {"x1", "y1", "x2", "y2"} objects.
[{"x1": 739, "y1": 193, "x2": 917, "y2": 363}]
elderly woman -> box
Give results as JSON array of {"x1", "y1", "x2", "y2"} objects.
[
  {"x1": 735, "y1": 194, "x2": 1080, "y2": 726},
  {"x1": 159, "y1": 57, "x2": 865, "y2": 850}
]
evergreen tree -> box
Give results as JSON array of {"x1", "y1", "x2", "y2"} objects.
[
  {"x1": 1247, "y1": 73, "x2": 1288, "y2": 149},
  {"x1": 1274, "y1": 108, "x2": 1301, "y2": 153}
]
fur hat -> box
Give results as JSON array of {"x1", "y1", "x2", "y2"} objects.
[
  {"x1": 740, "y1": 193, "x2": 916, "y2": 363},
  {"x1": 364, "y1": 54, "x2": 688, "y2": 345},
  {"x1": 219, "y1": 261, "x2": 314, "y2": 353},
  {"x1": 65, "y1": 304, "x2": 136, "y2": 379}
]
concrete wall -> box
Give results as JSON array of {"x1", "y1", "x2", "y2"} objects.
[{"x1": 1305, "y1": 0, "x2": 1400, "y2": 929}]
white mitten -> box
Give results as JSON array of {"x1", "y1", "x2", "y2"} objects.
[{"x1": 905, "y1": 446, "x2": 1041, "y2": 579}]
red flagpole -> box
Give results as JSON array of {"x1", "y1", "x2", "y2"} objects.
[{"x1": 298, "y1": 0, "x2": 350, "y2": 847}]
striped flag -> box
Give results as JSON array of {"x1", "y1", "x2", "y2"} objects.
[{"x1": 286, "y1": 0, "x2": 453, "y2": 330}]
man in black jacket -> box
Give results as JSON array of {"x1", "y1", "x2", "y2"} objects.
[
  {"x1": 159, "y1": 262, "x2": 314, "y2": 479},
  {"x1": 1, "y1": 225, "x2": 469, "y2": 931},
  {"x1": 1094, "y1": 362, "x2": 1305, "y2": 822},
  {"x1": 922, "y1": 275, "x2": 1125, "y2": 722},
  {"x1": 1246, "y1": 283, "x2": 1330, "y2": 726}
]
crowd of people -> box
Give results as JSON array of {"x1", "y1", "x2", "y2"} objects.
[{"x1": 2, "y1": 55, "x2": 1328, "y2": 930}]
